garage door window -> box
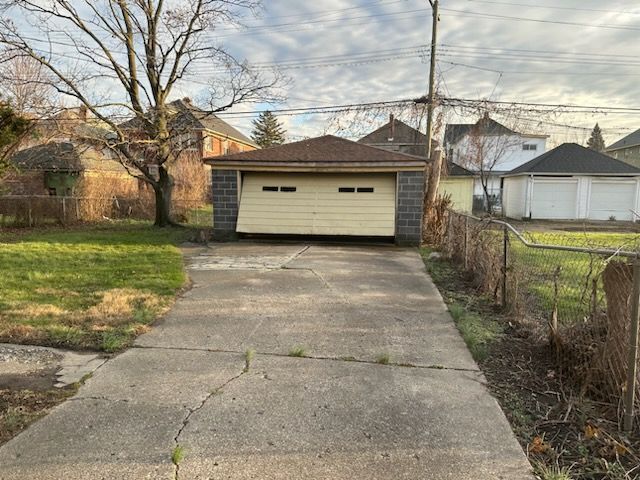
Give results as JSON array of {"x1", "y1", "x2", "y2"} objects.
[
  {"x1": 338, "y1": 187, "x2": 375, "y2": 193},
  {"x1": 262, "y1": 186, "x2": 297, "y2": 192}
]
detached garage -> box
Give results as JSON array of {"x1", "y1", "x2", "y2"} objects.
[
  {"x1": 205, "y1": 135, "x2": 427, "y2": 244},
  {"x1": 503, "y1": 143, "x2": 640, "y2": 221}
]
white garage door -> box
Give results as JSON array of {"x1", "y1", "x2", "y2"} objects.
[
  {"x1": 589, "y1": 180, "x2": 637, "y2": 221},
  {"x1": 531, "y1": 179, "x2": 578, "y2": 219},
  {"x1": 236, "y1": 173, "x2": 396, "y2": 236}
]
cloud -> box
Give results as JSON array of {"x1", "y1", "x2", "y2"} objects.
[{"x1": 211, "y1": 0, "x2": 640, "y2": 147}]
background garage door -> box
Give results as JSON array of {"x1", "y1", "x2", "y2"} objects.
[
  {"x1": 531, "y1": 179, "x2": 578, "y2": 219},
  {"x1": 236, "y1": 173, "x2": 396, "y2": 236},
  {"x1": 589, "y1": 180, "x2": 637, "y2": 221}
]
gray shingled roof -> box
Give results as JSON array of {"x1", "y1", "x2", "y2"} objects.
[
  {"x1": 205, "y1": 135, "x2": 428, "y2": 166},
  {"x1": 607, "y1": 127, "x2": 640, "y2": 151},
  {"x1": 11, "y1": 142, "x2": 126, "y2": 173},
  {"x1": 119, "y1": 99, "x2": 257, "y2": 147},
  {"x1": 506, "y1": 143, "x2": 640, "y2": 176},
  {"x1": 444, "y1": 116, "x2": 518, "y2": 146},
  {"x1": 167, "y1": 99, "x2": 256, "y2": 146},
  {"x1": 358, "y1": 118, "x2": 427, "y2": 145},
  {"x1": 446, "y1": 161, "x2": 474, "y2": 176}
]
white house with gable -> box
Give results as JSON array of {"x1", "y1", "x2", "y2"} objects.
[{"x1": 444, "y1": 114, "x2": 548, "y2": 211}]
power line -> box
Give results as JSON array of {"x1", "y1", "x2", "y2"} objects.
[
  {"x1": 459, "y1": 0, "x2": 640, "y2": 15},
  {"x1": 440, "y1": 7, "x2": 640, "y2": 32}
]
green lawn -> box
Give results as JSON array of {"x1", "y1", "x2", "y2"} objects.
[
  {"x1": 0, "y1": 223, "x2": 192, "y2": 351},
  {"x1": 508, "y1": 231, "x2": 640, "y2": 325}
]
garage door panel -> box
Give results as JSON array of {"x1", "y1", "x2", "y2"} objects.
[
  {"x1": 589, "y1": 181, "x2": 636, "y2": 221},
  {"x1": 236, "y1": 173, "x2": 396, "y2": 236},
  {"x1": 531, "y1": 180, "x2": 577, "y2": 220}
]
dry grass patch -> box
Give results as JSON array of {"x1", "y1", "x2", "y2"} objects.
[{"x1": 85, "y1": 289, "x2": 166, "y2": 327}]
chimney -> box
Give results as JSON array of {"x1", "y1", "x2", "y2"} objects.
[
  {"x1": 388, "y1": 114, "x2": 395, "y2": 142},
  {"x1": 78, "y1": 105, "x2": 87, "y2": 121},
  {"x1": 182, "y1": 97, "x2": 192, "y2": 104}
]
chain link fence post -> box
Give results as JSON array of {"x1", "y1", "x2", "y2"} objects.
[{"x1": 623, "y1": 257, "x2": 640, "y2": 432}]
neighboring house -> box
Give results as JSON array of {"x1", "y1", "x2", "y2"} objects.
[
  {"x1": 358, "y1": 114, "x2": 427, "y2": 156},
  {"x1": 358, "y1": 115, "x2": 473, "y2": 213},
  {"x1": 439, "y1": 162, "x2": 475, "y2": 214},
  {"x1": 120, "y1": 98, "x2": 257, "y2": 159},
  {"x1": 606, "y1": 127, "x2": 640, "y2": 168},
  {"x1": 502, "y1": 143, "x2": 640, "y2": 221},
  {"x1": 120, "y1": 98, "x2": 257, "y2": 198},
  {"x1": 205, "y1": 135, "x2": 428, "y2": 245},
  {"x1": 444, "y1": 114, "x2": 548, "y2": 210},
  {"x1": 4, "y1": 142, "x2": 136, "y2": 196}
]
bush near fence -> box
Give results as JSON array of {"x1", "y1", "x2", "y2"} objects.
[
  {"x1": 0, "y1": 195, "x2": 211, "y2": 227},
  {"x1": 436, "y1": 209, "x2": 640, "y2": 430}
]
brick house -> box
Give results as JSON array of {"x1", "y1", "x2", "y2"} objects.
[{"x1": 119, "y1": 98, "x2": 257, "y2": 199}]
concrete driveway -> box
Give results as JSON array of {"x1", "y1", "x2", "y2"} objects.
[{"x1": 0, "y1": 243, "x2": 533, "y2": 480}]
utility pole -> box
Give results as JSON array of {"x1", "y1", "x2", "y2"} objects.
[{"x1": 425, "y1": 0, "x2": 440, "y2": 161}]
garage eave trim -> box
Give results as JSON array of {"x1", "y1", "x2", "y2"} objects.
[{"x1": 207, "y1": 161, "x2": 426, "y2": 172}]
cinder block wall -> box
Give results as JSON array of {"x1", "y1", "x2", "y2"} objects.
[
  {"x1": 212, "y1": 169, "x2": 239, "y2": 240},
  {"x1": 396, "y1": 171, "x2": 425, "y2": 245}
]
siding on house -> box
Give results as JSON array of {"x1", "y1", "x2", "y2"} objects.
[{"x1": 439, "y1": 177, "x2": 473, "y2": 213}]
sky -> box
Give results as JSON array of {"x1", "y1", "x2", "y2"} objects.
[
  {"x1": 203, "y1": 0, "x2": 640, "y2": 147},
  {"x1": 5, "y1": 0, "x2": 640, "y2": 148}
]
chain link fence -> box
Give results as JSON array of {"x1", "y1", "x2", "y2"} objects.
[
  {"x1": 440, "y1": 210, "x2": 640, "y2": 432},
  {"x1": 0, "y1": 195, "x2": 212, "y2": 227}
]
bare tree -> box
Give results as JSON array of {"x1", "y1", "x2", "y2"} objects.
[
  {"x1": 0, "y1": 54, "x2": 56, "y2": 115},
  {"x1": 453, "y1": 110, "x2": 523, "y2": 215},
  {"x1": 0, "y1": 0, "x2": 282, "y2": 226}
]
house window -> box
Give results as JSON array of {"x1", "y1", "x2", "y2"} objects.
[
  {"x1": 262, "y1": 186, "x2": 278, "y2": 192},
  {"x1": 523, "y1": 144, "x2": 537, "y2": 151},
  {"x1": 280, "y1": 186, "x2": 296, "y2": 192},
  {"x1": 203, "y1": 136, "x2": 213, "y2": 151},
  {"x1": 339, "y1": 187, "x2": 356, "y2": 192},
  {"x1": 357, "y1": 187, "x2": 374, "y2": 193}
]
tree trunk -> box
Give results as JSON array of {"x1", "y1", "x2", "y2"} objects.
[
  {"x1": 481, "y1": 178, "x2": 493, "y2": 215},
  {"x1": 424, "y1": 149, "x2": 443, "y2": 213},
  {"x1": 153, "y1": 166, "x2": 174, "y2": 227}
]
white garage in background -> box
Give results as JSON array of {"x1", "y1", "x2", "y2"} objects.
[{"x1": 502, "y1": 143, "x2": 640, "y2": 221}]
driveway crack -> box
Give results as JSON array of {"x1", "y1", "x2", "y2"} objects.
[
  {"x1": 132, "y1": 345, "x2": 478, "y2": 372},
  {"x1": 172, "y1": 368, "x2": 247, "y2": 480}
]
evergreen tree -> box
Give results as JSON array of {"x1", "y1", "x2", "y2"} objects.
[
  {"x1": 587, "y1": 123, "x2": 606, "y2": 152},
  {"x1": 251, "y1": 111, "x2": 286, "y2": 148}
]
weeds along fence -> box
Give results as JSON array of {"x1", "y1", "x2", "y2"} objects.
[
  {"x1": 0, "y1": 195, "x2": 212, "y2": 227},
  {"x1": 439, "y1": 210, "x2": 640, "y2": 432}
]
